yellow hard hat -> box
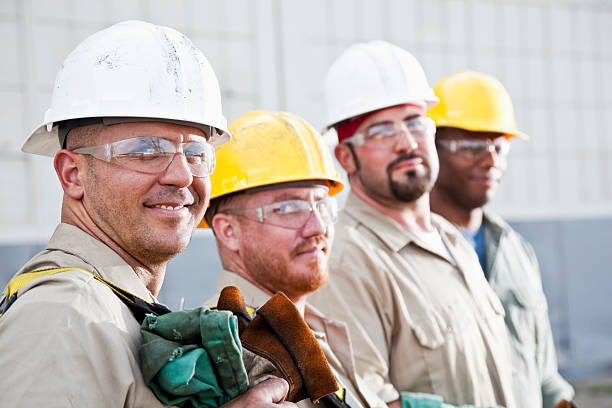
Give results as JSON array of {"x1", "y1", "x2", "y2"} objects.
[
  {"x1": 428, "y1": 71, "x2": 528, "y2": 139},
  {"x1": 199, "y1": 110, "x2": 344, "y2": 228}
]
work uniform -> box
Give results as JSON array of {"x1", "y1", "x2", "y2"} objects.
[
  {"x1": 310, "y1": 192, "x2": 516, "y2": 408},
  {"x1": 206, "y1": 270, "x2": 387, "y2": 408},
  {"x1": 481, "y1": 211, "x2": 574, "y2": 408},
  {"x1": 0, "y1": 223, "x2": 167, "y2": 407}
]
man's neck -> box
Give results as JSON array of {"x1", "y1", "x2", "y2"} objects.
[
  {"x1": 132, "y1": 266, "x2": 166, "y2": 297},
  {"x1": 430, "y1": 190, "x2": 484, "y2": 231},
  {"x1": 61, "y1": 200, "x2": 166, "y2": 296},
  {"x1": 352, "y1": 187, "x2": 434, "y2": 232}
]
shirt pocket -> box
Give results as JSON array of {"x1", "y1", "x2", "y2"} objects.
[
  {"x1": 412, "y1": 311, "x2": 447, "y2": 350},
  {"x1": 505, "y1": 287, "x2": 540, "y2": 347},
  {"x1": 412, "y1": 300, "x2": 477, "y2": 349},
  {"x1": 411, "y1": 303, "x2": 476, "y2": 394}
]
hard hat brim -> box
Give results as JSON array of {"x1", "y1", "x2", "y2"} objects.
[{"x1": 22, "y1": 117, "x2": 231, "y2": 157}]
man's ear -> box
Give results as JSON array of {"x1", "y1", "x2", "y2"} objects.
[
  {"x1": 335, "y1": 143, "x2": 357, "y2": 174},
  {"x1": 54, "y1": 149, "x2": 85, "y2": 200},
  {"x1": 212, "y1": 213, "x2": 241, "y2": 252}
]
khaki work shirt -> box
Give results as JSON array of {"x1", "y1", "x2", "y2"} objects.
[
  {"x1": 309, "y1": 192, "x2": 516, "y2": 407},
  {"x1": 0, "y1": 223, "x2": 168, "y2": 407},
  {"x1": 205, "y1": 270, "x2": 387, "y2": 408},
  {"x1": 482, "y1": 211, "x2": 574, "y2": 408}
]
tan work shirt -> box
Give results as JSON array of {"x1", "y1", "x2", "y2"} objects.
[
  {"x1": 206, "y1": 270, "x2": 387, "y2": 408},
  {"x1": 0, "y1": 223, "x2": 168, "y2": 407},
  {"x1": 309, "y1": 192, "x2": 516, "y2": 407}
]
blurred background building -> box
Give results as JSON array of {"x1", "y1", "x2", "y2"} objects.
[{"x1": 1, "y1": 0, "x2": 611, "y2": 402}]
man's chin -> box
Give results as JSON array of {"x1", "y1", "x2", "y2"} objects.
[
  {"x1": 289, "y1": 268, "x2": 328, "y2": 295},
  {"x1": 461, "y1": 192, "x2": 493, "y2": 210},
  {"x1": 300, "y1": 280, "x2": 328, "y2": 298},
  {"x1": 150, "y1": 232, "x2": 192, "y2": 257},
  {"x1": 390, "y1": 184, "x2": 429, "y2": 203}
]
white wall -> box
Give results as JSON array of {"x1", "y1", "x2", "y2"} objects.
[{"x1": 1, "y1": 0, "x2": 612, "y2": 238}]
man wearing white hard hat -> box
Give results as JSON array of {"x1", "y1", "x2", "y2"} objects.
[
  {"x1": 0, "y1": 21, "x2": 294, "y2": 408},
  {"x1": 310, "y1": 41, "x2": 516, "y2": 407}
]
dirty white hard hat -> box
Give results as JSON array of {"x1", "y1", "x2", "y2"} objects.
[
  {"x1": 324, "y1": 40, "x2": 439, "y2": 129},
  {"x1": 22, "y1": 20, "x2": 230, "y2": 157}
]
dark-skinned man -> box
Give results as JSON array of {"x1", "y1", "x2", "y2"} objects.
[{"x1": 429, "y1": 70, "x2": 575, "y2": 408}]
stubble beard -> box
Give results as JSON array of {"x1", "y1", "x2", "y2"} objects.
[{"x1": 85, "y1": 162, "x2": 192, "y2": 265}]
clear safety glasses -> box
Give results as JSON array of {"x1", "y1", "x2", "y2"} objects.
[
  {"x1": 222, "y1": 197, "x2": 338, "y2": 230},
  {"x1": 343, "y1": 116, "x2": 435, "y2": 147},
  {"x1": 72, "y1": 136, "x2": 216, "y2": 177},
  {"x1": 436, "y1": 138, "x2": 510, "y2": 161}
]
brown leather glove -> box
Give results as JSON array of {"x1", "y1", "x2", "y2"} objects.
[
  {"x1": 217, "y1": 286, "x2": 338, "y2": 403},
  {"x1": 554, "y1": 400, "x2": 577, "y2": 408}
]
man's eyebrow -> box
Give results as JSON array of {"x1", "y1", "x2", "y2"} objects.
[
  {"x1": 185, "y1": 134, "x2": 207, "y2": 142},
  {"x1": 403, "y1": 114, "x2": 420, "y2": 121},
  {"x1": 272, "y1": 192, "x2": 306, "y2": 202},
  {"x1": 271, "y1": 189, "x2": 327, "y2": 202},
  {"x1": 367, "y1": 120, "x2": 393, "y2": 128}
]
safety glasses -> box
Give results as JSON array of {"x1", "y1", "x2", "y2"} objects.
[
  {"x1": 72, "y1": 136, "x2": 216, "y2": 177},
  {"x1": 343, "y1": 116, "x2": 435, "y2": 147},
  {"x1": 436, "y1": 138, "x2": 509, "y2": 161},
  {"x1": 222, "y1": 197, "x2": 338, "y2": 230}
]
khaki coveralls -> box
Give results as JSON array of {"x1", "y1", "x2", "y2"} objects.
[
  {"x1": 0, "y1": 223, "x2": 168, "y2": 407},
  {"x1": 206, "y1": 270, "x2": 388, "y2": 408},
  {"x1": 310, "y1": 192, "x2": 516, "y2": 407}
]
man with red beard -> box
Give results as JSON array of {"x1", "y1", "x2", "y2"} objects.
[
  {"x1": 429, "y1": 71, "x2": 575, "y2": 408},
  {"x1": 202, "y1": 111, "x2": 389, "y2": 408},
  {"x1": 309, "y1": 41, "x2": 516, "y2": 408}
]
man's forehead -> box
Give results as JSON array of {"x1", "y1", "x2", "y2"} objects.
[
  {"x1": 437, "y1": 127, "x2": 506, "y2": 141},
  {"x1": 98, "y1": 121, "x2": 207, "y2": 142},
  {"x1": 361, "y1": 104, "x2": 425, "y2": 127},
  {"x1": 246, "y1": 182, "x2": 330, "y2": 203}
]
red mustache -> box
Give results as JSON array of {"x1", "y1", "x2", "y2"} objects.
[{"x1": 290, "y1": 236, "x2": 329, "y2": 258}]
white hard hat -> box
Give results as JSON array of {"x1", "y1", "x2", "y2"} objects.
[
  {"x1": 23, "y1": 20, "x2": 230, "y2": 157},
  {"x1": 324, "y1": 40, "x2": 439, "y2": 128}
]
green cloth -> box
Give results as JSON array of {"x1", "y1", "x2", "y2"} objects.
[
  {"x1": 140, "y1": 307, "x2": 249, "y2": 407},
  {"x1": 401, "y1": 392, "x2": 504, "y2": 408}
]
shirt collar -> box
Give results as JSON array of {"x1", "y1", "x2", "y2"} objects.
[
  {"x1": 483, "y1": 209, "x2": 511, "y2": 235},
  {"x1": 46, "y1": 223, "x2": 157, "y2": 302},
  {"x1": 344, "y1": 191, "x2": 414, "y2": 252},
  {"x1": 345, "y1": 192, "x2": 457, "y2": 252},
  {"x1": 345, "y1": 192, "x2": 471, "y2": 265},
  {"x1": 216, "y1": 270, "x2": 272, "y2": 309}
]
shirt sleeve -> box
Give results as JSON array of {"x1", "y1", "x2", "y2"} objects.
[
  {"x1": 538, "y1": 303, "x2": 576, "y2": 407},
  {"x1": 522, "y1": 241, "x2": 575, "y2": 407},
  {"x1": 310, "y1": 235, "x2": 400, "y2": 403},
  {"x1": 0, "y1": 274, "x2": 165, "y2": 407}
]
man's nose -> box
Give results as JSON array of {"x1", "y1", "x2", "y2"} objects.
[
  {"x1": 301, "y1": 206, "x2": 328, "y2": 237},
  {"x1": 393, "y1": 125, "x2": 419, "y2": 151},
  {"x1": 158, "y1": 152, "x2": 194, "y2": 187},
  {"x1": 480, "y1": 145, "x2": 504, "y2": 168}
]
